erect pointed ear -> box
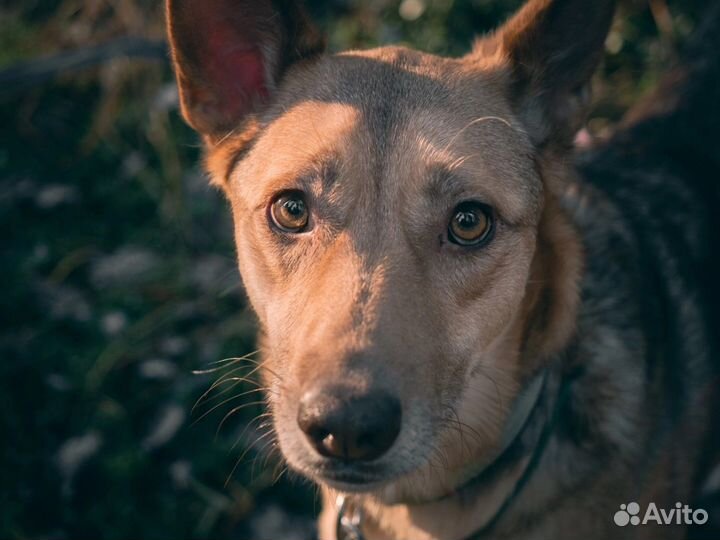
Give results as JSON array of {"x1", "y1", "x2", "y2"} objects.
[
  {"x1": 166, "y1": 0, "x2": 325, "y2": 141},
  {"x1": 480, "y1": 0, "x2": 615, "y2": 147}
]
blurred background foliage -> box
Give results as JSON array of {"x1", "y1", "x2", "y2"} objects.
[{"x1": 0, "y1": 0, "x2": 713, "y2": 538}]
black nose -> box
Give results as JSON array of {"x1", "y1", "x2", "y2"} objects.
[{"x1": 297, "y1": 386, "x2": 402, "y2": 462}]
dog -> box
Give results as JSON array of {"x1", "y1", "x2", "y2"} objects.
[{"x1": 165, "y1": 0, "x2": 720, "y2": 538}]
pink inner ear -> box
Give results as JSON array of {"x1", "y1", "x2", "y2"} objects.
[{"x1": 201, "y1": 18, "x2": 269, "y2": 120}]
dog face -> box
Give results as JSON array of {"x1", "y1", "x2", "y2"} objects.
[
  {"x1": 167, "y1": 0, "x2": 613, "y2": 499},
  {"x1": 230, "y1": 51, "x2": 544, "y2": 495}
]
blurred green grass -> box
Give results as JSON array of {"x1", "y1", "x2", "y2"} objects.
[{"x1": 0, "y1": 0, "x2": 711, "y2": 538}]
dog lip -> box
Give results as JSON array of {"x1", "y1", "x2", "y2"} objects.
[
  {"x1": 310, "y1": 462, "x2": 391, "y2": 490},
  {"x1": 318, "y1": 472, "x2": 388, "y2": 492}
]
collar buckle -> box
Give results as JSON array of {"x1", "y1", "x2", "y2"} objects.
[{"x1": 336, "y1": 494, "x2": 365, "y2": 540}]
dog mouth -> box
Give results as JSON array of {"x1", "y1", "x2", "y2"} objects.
[{"x1": 307, "y1": 461, "x2": 404, "y2": 492}]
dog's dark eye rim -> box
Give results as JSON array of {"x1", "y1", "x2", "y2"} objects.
[
  {"x1": 269, "y1": 190, "x2": 310, "y2": 233},
  {"x1": 447, "y1": 201, "x2": 495, "y2": 247}
]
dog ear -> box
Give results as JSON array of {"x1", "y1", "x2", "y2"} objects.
[
  {"x1": 166, "y1": 0, "x2": 325, "y2": 140},
  {"x1": 481, "y1": 0, "x2": 615, "y2": 146}
]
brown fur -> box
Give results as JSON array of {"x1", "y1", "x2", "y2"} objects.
[{"x1": 165, "y1": 0, "x2": 717, "y2": 538}]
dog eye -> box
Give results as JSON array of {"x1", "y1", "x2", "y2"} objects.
[
  {"x1": 270, "y1": 191, "x2": 309, "y2": 233},
  {"x1": 448, "y1": 201, "x2": 494, "y2": 247}
]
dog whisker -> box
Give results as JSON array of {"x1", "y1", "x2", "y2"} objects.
[
  {"x1": 442, "y1": 116, "x2": 519, "y2": 155},
  {"x1": 272, "y1": 463, "x2": 289, "y2": 485},
  {"x1": 192, "y1": 353, "x2": 283, "y2": 414},
  {"x1": 225, "y1": 424, "x2": 278, "y2": 487},
  {"x1": 197, "y1": 377, "x2": 273, "y2": 409},
  {"x1": 191, "y1": 363, "x2": 269, "y2": 414},
  {"x1": 230, "y1": 413, "x2": 274, "y2": 453},
  {"x1": 191, "y1": 351, "x2": 260, "y2": 374},
  {"x1": 190, "y1": 387, "x2": 268, "y2": 429},
  {"x1": 216, "y1": 400, "x2": 269, "y2": 435},
  {"x1": 238, "y1": 428, "x2": 277, "y2": 465},
  {"x1": 249, "y1": 437, "x2": 279, "y2": 481},
  {"x1": 237, "y1": 357, "x2": 284, "y2": 384}
]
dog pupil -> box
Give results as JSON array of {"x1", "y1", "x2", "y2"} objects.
[
  {"x1": 456, "y1": 211, "x2": 477, "y2": 229},
  {"x1": 284, "y1": 199, "x2": 304, "y2": 217}
]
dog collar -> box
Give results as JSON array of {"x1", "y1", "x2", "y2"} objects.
[
  {"x1": 335, "y1": 369, "x2": 548, "y2": 540},
  {"x1": 449, "y1": 368, "x2": 548, "y2": 495}
]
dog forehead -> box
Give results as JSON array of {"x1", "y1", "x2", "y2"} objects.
[
  {"x1": 277, "y1": 47, "x2": 531, "y2": 168},
  {"x1": 236, "y1": 47, "x2": 538, "y2": 216},
  {"x1": 269, "y1": 46, "x2": 474, "y2": 140}
]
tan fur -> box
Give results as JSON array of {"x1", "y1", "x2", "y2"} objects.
[
  {"x1": 165, "y1": 1, "x2": 626, "y2": 538},
  {"x1": 210, "y1": 51, "x2": 583, "y2": 539}
]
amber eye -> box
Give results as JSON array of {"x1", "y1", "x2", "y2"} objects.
[
  {"x1": 270, "y1": 191, "x2": 309, "y2": 233},
  {"x1": 448, "y1": 201, "x2": 493, "y2": 247}
]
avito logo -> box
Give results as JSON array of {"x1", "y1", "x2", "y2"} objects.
[{"x1": 614, "y1": 502, "x2": 708, "y2": 527}]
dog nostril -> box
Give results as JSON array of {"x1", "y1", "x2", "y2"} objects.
[
  {"x1": 320, "y1": 432, "x2": 342, "y2": 457},
  {"x1": 296, "y1": 387, "x2": 402, "y2": 462},
  {"x1": 306, "y1": 427, "x2": 341, "y2": 457}
]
